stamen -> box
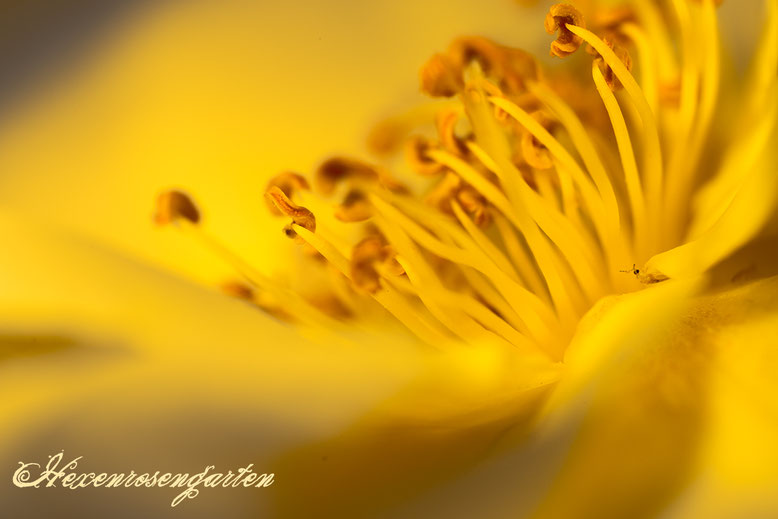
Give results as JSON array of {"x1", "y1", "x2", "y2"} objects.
[
  {"x1": 375, "y1": 217, "x2": 512, "y2": 345},
  {"x1": 419, "y1": 52, "x2": 464, "y2": 98},
  {"x1": 483, "y1": 98, "x2": 610, "y2": 270},
  {"x1": 350, "y1": 236, "x2": 402, "y2": 294},
  {"x1": 405, "y1": 135, "x2": 446, "y2": 176},
  {"x1": 293, "y1": 224, "x2": 453, "y2": 346},
  {"x1": 448, "y1": 37, "x2": 507, "y2": 80},
  {"x1": 592, "y1": 61, "x2": 648, "y2": 260},
  {"x1": 448, "y1": 36, "x2": 539, "y2": 95},
  {"x1": 450, "y1": 200, "x2": 519, "y2": 283},
  {"x1": 264, "y1": 172, "x2": 310, "y2": 215},
  {"x1": 438, "y1": 143, "x2": 579, "y2": 326},
  {"x1": 315, "y1": 156, "x2": 405, "y2": 196},
  {"x1": 164, "y1": 213, "x2": 338, "y2": 329},
  {"x1": 586, "y1": 36, "x2": 633, "y2": 91},
  {"x1": 665, "y1": 0, "x2": 721, "y2": 244},
  {"x1": 155, "y1": 0, "x2": 755, "y2": 360},
  {"x1": 380, "y1": 270, "x2": 547, "y2": 357},
  {"x1": 436, "y1": 108, "x2": 471, "y2": 156},
  {"x1": 367, "y1": 101, "x2": 458, "y2": 156},
  {"x1": 154, "y1": 190, "x2": 200, "y2": 226},
  {"x1": 520, "y1": 111, "x2": 556, "y2": 170},
  {"x1": 528, "y1": 81, "x2": 621, "y2": 235},
  {"x1": 334, "y1": 190, "x2": 373, "y2": 222},
  {"x1": 492, "y1": 211, "x2": 549, "y2": 300},
  {"x1": 221, "y1": 280, "x2": 255, "y2": 301},
  {"x1": 619, "y1": 23, "x2": 659, "y2": 115},
  {"x1": 265, "y1": 186, "x2": 316, "y2": 237},
  {"x1": 455, "y1": 186, "x2": 490, "y2": 227},
  {"x1": 566, "y1": 23, "x2": 664, "y2": 251},
  {"x1": 545, "y1": 3, "x2": 586, "y2": 58},
  {"x1": 221, "y1": 281, "x2": 295, "y2": 322},
  {"x1": 370, "y1": 193, "x2": 555, "y2": 341}
]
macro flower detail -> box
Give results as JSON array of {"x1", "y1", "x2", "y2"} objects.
[
  {"x1": 156, "y1": 0, "x2": 775, "y2": 362},
  {"x1": 2, "y1": 0, "x2": 775, "y2": 518},
  {"x1": 146, "y1": 3, "x2": 778, "y2": 515}
]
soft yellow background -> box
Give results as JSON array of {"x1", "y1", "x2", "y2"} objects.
[{"x1": 0, "y1": 0, "x2": 556, "y2": 285}]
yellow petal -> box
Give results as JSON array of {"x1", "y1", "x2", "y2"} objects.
[
  {"x1": 269, "y1": 345, "x2": 560, "y2": 517},
  {"x1": 0, "y1": 213, "x2": 413, "y2": 511},
  {"x1": 661, "y1": 278, "x2": 778, "y2": 519},
  {"x1": 0, "y1": 212, "x2": 560, "y2": 515},
  {"x1": 388, "y1": 276, "x2": 778, "y2": 519}
]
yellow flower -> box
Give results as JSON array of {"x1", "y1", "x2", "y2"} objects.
[{"x1": 1, "y1": 1, "x2": 777, "y2": 518}]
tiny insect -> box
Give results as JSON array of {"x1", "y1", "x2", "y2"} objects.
[{"x1": 619, "y1": 263, "x2": 669, "y2": 284}]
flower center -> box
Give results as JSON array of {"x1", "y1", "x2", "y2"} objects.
[{"x1": 154, "y1": 2, "x2": 724, "y2": 361}]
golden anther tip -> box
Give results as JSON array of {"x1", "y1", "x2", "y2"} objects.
[
  {"x1": 456, "y1": 186, "x2": 492, "y2": 227},
  {"x1": 435, "y1": 109, "x2": 471, "y2": 156},
  {"x1": 448, "y1": 37, "x2": 537, "y2": 95},
  {"x1": 545, "y1": 3, "x2": 586, "y2": 58},
  {"x1": 154, "y1": 189, "x2": 200, "y2": 226},
  {"x1": 367, "y1": 118, "x2": 407, "y2": 156},
  {"x1": 448, "y1": 36, "x2": 504, "y2": 76},
  {"x1": 405, "y1": 135, "x2": 446, "y2": 176},
  {"x1": 500, "y1": 47, "x2": 540, "y2": 94},
  {"x1": 350, "y1": 236, "x2": 402, "y2": 294},
  {"x1": 264, "y1": 171, "x2": 310, "y2": 215},
  {"x1": 419, "y1": 52, "x2": 464, "y2": 98},
  {"x1": 315, "y1": 156, "x2": 379, "y2": 196},
  {"x1": 265, "y1": 186, "x2": 316, "y2": 236},
  {"x1": 221, "y1": 281, "x2": 255, "y2": 301},
  {"x1": 334, "y1": 190, "x2": 373, "y2": 222},
  {"x1": 521, "y1": 110, "x2": 556, "y2": 170}
]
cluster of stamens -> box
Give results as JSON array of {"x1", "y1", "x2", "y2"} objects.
[{"x1": 154, "y1": 2, "x2": 724, "y2": 359}]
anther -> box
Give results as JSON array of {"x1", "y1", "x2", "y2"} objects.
[
  {"x1": 406, "y1": 135, "x2": 446, "y2": 176},
  {"x1": 436, "y1": 109, "x2": 472, "y2": 156},
  {"x1": 456, "y1": 186, "x2": 491, "y2": 227},
  {"x1": 334, "y1": 190, "x2": 373, "y2": 222},
  {"x1": 350, "y1": 236, "x2": 403, "y2": 294},
  {"x1": 154, "y1": 190, "x2": 200, "y2": 225},
  {"x1": 316, "y1": 156, "x2": 405, "y2": 195},
  {"x1": 521, "y1": 111, "x2": 557, "y2": 170},
  {"x1": 264, "y1": 172, "x2": 310, "y2": 215},
  {"x1": 545, "y1": 4, "x2": 586, "y2": 58},
  {"x1": 265, "y1": 186, "x2": 316, "y2": 237},
  {"x1": 221, "y1": 281, "x2": 255, "y2": 301},
  {"x1": 419, "y1": 52, "x2": 464, "y2": 98},
  {"x1": 425, "y1": 171, "x2": 462, "y2": 213},
  {"x1": 448, "y1": 36, "x2": 505, "y2": 77}
]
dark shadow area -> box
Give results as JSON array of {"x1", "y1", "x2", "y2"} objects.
[
  {"x1": 0, "y1": 330, "x2": 133, "y2": 370},
  {"x1": 0, "y1": 0, "x2": 153, "y2": 117},
  {"x1": 0, "y1": 333, "x2": 78, "y2": 362}
]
